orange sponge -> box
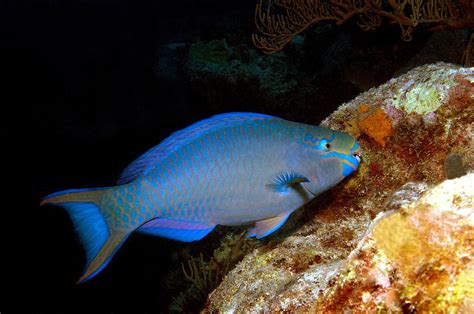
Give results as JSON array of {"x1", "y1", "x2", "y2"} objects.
[{"x1": 358, "y1": 108, "x2": 394, "y2": 147}]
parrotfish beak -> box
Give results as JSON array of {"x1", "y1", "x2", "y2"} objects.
[
  {"x1": 352, "y1": 147, "x2": 362, "y2": 165},
  {"x1": 341, "y1": 144, "x2": 362, "y2": 176}
]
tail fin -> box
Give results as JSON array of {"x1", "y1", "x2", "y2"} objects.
[{"x1": 41, "y1": 187, "x2": 129, "y2": 283}]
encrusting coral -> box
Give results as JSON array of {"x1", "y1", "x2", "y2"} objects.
[
  {"x1": 203, "y1": 63, "x2": 474, "y2": 312},
  {"x1": 313, "y1": 174, "x2": 474, "y2": 312},
  {"x1": 314, "y1": 175, "x2": 474, "y2": 312}
]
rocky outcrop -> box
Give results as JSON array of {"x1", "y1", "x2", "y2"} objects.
[{"x1": 204, "y1": 63, "x2": 474, "y2": 312}]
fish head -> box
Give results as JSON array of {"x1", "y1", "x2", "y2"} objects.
[{"x1": 293, "y1": 127, "x2": 362, "y2": 196}]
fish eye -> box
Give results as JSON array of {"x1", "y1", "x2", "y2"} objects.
[{"x1": 320, "y1": 139, "x2": 331, "y2": 151}]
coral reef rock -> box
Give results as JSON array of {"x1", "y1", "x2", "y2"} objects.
[{"x1": 203, "y1": 63, "x2": 473, "y2": 313}]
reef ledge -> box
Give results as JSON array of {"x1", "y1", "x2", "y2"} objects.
[{"x1": 204, "y1": 63, "x2": 474, "y2": 313}]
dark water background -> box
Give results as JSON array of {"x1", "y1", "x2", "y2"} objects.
[
  {"x1": 22, "y1": 1, "x2": 254, "y2": 311},
  {"x1": 15, "y1": 0, "x2": 467, "y2": 311}
]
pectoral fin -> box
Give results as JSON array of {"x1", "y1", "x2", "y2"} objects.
[
  {"x1": 246, "y1": 211, "x2": 292, "y2": 239},
  {"x1": 267, "y1": 171, "x2": 309, "y2": 192}
]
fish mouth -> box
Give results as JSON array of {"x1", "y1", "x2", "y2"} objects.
[
  {"x1": 354, "y1": 154, "x2": 361, "y2": 163},
  {"x1": 341, "y1": 147, "x2": 362, "y2": 176},
  {"x1": 350, "y1": 145, "x2": 362, "y2": 165}
]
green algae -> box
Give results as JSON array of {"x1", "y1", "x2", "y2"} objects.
[
  {"x1": 392, "y1": 80, "x2": 454, "y2": 115},
  {"x1": 390, "y1": 67, "x2": 461, "y2": 115},
  {"x1": 402, "y1": 84, "x2": 442, "y2": 114}
]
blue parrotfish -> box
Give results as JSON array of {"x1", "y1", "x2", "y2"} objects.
[{"x1": 41, "y1": 112, "x2": 361, "y2": 283}]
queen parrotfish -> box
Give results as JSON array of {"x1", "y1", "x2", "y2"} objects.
[{"x1": 41, "y1": 112, "x2": 361, "y2": 283}]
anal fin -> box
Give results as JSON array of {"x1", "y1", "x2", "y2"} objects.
[
  {"x1": 138, "y1": 218, "x2": 216, "y2": 242},
  {"x1": 246, "y1": 211, "x2": 292, "y2": 239}
]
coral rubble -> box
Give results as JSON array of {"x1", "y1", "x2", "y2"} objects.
[{"x1": 203, "y1": 63, "x2": 473, "y2": 312}]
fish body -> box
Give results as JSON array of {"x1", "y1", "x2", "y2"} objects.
[{"x1": 41, "y1": 112, "x2": 361, "y2": 282}]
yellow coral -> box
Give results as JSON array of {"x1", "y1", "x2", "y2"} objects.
[
  {"x1": 455, "y1": 268, "x2": 474, "y2": 309},
  {"x1": 371, "y1": 176, "x2": 474, "y2": 312},
  {"x1": 373, "y1": 212, "x2": 428, "y2": 274}
]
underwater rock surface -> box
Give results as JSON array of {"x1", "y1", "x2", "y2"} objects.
[{"x1": 204, "y1": 63, "x2": 473, "y2": 312}]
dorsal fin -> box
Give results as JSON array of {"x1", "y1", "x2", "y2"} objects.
[{"x1": 118, "y1": 112, "x2": 275, "y2": 184}]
